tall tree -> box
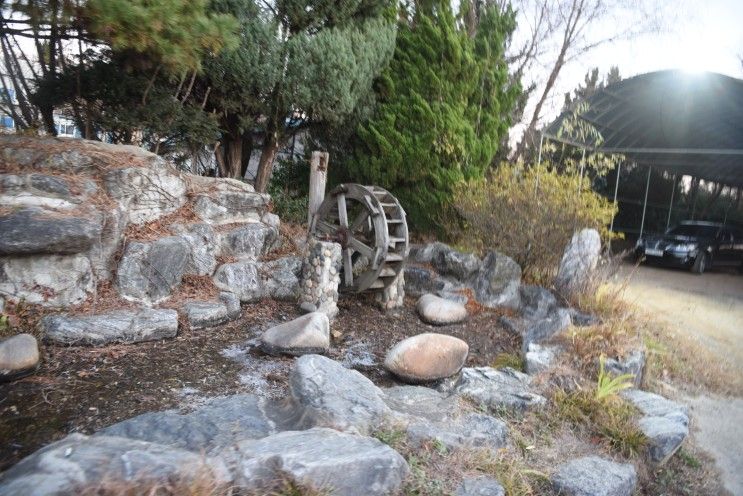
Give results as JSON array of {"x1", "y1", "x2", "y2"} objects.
[{"x1": 344, "y1": 0, "x2": 519, "y2": 232}]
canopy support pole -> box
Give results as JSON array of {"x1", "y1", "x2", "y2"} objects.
[
  {"x1": 609, "y1": 161, "x2": 622, "y2": 245},
  {"x1": 578, "y1": 148, "x2": 586, "y2": 194},
  {"x1": 665, "y1": 174, "x2": 677, "y2": 231},
  {"x1": 639, "y1": 165, "x2": 651, "y2": 239},
  {"x1": 535, "y1": 133, "x2": 544, "y2": 194}
]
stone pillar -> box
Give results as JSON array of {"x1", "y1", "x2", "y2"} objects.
[
  {"x1": 376, "y1": 270, "x2": 405, "y2": 310},
  {"x1": 299, "y1": 239, "x2": 342, "y2": 319}
]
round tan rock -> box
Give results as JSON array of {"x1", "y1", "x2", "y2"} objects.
[
  {"x1": 384, "y1": 333, "x2": 469, "y2": 383},
  {"x1": 416, "y1": 294, "x2": 468, "y2": 325},
  {"x1": 0, "y1": 333, "x2": 40, "y2": 382}
]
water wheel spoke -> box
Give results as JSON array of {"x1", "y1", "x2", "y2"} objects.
[
  {"x1": 315, "y1": 220, "x2": 338, "y2": 235},
  {"x1": 350, "y1": 209, "x2": 370, "y2": 232},
  {"x1": 348, "y1": 237, "x2": 374, "y2": 261},
  {"x1": 343, "y1": 248, "x2": 353, "y2": 286},
  {"x1": 337, "y1": 194, "x2": 349, "y2": 228}
]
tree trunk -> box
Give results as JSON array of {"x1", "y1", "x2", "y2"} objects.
[
  {"x1": 255, "y1": 127, "x2": 280, "y2": 193},
  {"x1": 240, "y1": 132, "x2": 253, "y2": 178},
  {"x1": 224, "y1": 135, "x2": 243, "y2": 178}
]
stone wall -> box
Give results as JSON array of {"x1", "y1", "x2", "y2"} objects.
[{"x1": 0, "y1": 136, "x2": 298, "y2": 342}]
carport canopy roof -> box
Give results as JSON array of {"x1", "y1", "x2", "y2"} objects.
[{"x1": 543, "y1": 70, "x2": 743, "y2": 188}]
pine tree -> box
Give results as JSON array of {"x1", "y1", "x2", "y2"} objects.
[{"x1": 344, "y1": 0, "x2": 518, "y2": 233}]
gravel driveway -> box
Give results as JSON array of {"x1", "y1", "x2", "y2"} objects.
[{"x1": 618, "y1": 262, "x2": 743, "y2": 495}]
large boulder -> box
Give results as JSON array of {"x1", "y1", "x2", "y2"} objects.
[
  {"x1": 522, "y1": 308, "x2": 572, "y2": 351},
  {"x1": 289, "y1": 354, "x2": 391, "y2": 434},
  {"x1": 0, "y1": 173, "x2": 82, "y2": 210},
  {"x1": 170, "y1": 223, "x2": 219, "y2": 276},
  {"x1": 0, "y1": 333, "x2": 40, "y2": 382},
  {"x1": 0, "y1": 254, "x2": 93, "y2": 307},
  {"x1": 41, "y1": 309, "x2": 178, "y2": 346},
  {"x1": 104, "y1": 164, "x2": 187, "y2": 225},
  {"x1": 384, "y1": 333, "x2": 469, "y2": 383},
  {"x1": 260, "y1": 312, "x2": 330, "y2": 356},
  {"x1": 456, "y1": 476, "x2": 505, "y2": 496},
  {"x1": 408, "y1": 242, "x2": 452, "y2": 264},
  {"x1": 221, "y1": 223, "x2": 277, "y2": 259},
  {"x1": 0, "y1": 208, "x2": 101, "y2": 255},
  {"x1": 233, "y1": 428, "x2": 408, "y2": 496},
  {"x1": 213, "y1": 260, "x2": 261, "y2": 301},
  {"x1": 432, "y1": 247, "x2": 482, "y2": 282},
  {"x1": 0, "y1": 433, "x2": 230, "y2": 496},
  {"x1": 441, "y1": 367, "x2": 546, "y2": 412},
  {"x1": 192, "y1": 184, "x2": 270, "y2": 225},
  {"x1": 604, "y1": 350, "x2": 645, "y2": 388},
  {"x1": 555, "y1": 228, "x2": 602, "y2": 296},
  {"x1": 524, "y1": 343, "x2": 563, "y2": 375},
  {"x1": 258, "y1": 256, "x2": 302, "y2": 300},
  {"x1": 382, "y1": 386, "x2": 460, "y2": 423},
  {"x1": 519, "y1": 285, "x2": 557, "y2": 320},
  {"x1": 473, "y1": 251, "x2": 521, "y2": 309},
  {"x1": 551, "y1": 456, "x2": 637, "y2": 496},
  {"x1": 87, "y1": 207, "x2": 127, "y2": 280},
  {"x1": 403, "y1": 266, "x2": 446, "y2": 297},
  {"x1": 183, "y1": 294, "x2": 240, "y2": 330},
  {"x1": 407, "y1": 412, "x2": 508, "y2": 452},
  {"x1": 416, "y1": 294, "x2": 468, "y2": 325},
  {"x1": 100, "y1": 394, "x2": 285, "y2": 453},
  {"x1": 117, "y1": 236, "x2": 190, "y2": 304},
  {"x1": 621, "y1": 389, "x2": 689, "y2": 464}
]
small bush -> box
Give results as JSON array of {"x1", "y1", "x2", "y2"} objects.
[
  {"x1": 448, "y1": 163, "x2": 617, "y2": 284},
  {"x1": 269, "y1": 155, "x2": 310, "y2": 224}
]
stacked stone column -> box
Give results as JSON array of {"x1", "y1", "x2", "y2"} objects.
[{"x1": 299, "y1": 239, "x2": 342, "y2": 319}]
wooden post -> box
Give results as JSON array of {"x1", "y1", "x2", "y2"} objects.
[{"x1": 308, "y1": 151, "x2": 329, "y2": 227}]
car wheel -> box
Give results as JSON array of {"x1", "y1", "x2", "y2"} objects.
[{"x1": 691, "y1": 253, "x2": 709, "y2": 274}]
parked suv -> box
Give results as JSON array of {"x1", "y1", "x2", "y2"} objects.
[{"x1": 634, "y1": 221, "x2": 743, "y2": 274}]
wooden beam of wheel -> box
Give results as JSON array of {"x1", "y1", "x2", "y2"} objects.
[
  {"x1": 350, "y1": 209, "x2": 370, "y2": 232},
  {"x1": 337, "y1": 194, "x2": 349, "y2": 228},
  {"x1": 343, "y1": 248, "x2": 353, "y2": 286},
  {"x1": 349, "y1": 237, "x2": 374, "y2": 261},
  {"x1": 315, "y1": 220, "x2": 338, "y2": 235}
]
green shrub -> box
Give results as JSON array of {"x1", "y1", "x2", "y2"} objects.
[
  {"x1": 448, "y1": 163, "x2": 617, "y2": 284},
  {"x1": 268, "y1": 155, "x2": 310, "y2": 224}
]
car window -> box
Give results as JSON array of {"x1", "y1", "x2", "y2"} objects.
[{"x1": 668, "y1": 224, "x2": 720, "y2": 237}]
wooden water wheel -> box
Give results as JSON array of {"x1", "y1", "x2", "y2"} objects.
[{"x1": 309, "y1": 184, "x2": 408, "y2": 292}]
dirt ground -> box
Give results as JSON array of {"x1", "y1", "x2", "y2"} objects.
[
  {"x1": 0, "y1": 294, "x2": 519, "y2": 472},
  {"x1": 616, "y1": 262, "x2": 743, "y2": 495}
]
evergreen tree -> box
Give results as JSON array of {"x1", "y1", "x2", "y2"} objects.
[{"x1": 343, "y1": 0, "x2": 518, "y2": 233}]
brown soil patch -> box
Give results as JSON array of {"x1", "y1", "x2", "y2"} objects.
[{"x1": 0, "y1": 295, "x2": 519, "y2": 471}]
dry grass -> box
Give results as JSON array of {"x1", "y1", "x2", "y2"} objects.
[{"x1": 492, "y1": 352, "x2": 524, "y2": 371}]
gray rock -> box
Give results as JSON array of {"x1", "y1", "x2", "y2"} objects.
[
  {"x1": 0, "y1": 433, "x2": 230, "y2": 496},
  {"x1": 382, "y1": 385, "x2": 460, "y2": 423},
  {"x1": 260, "y1": 312, "x2": 330, "y2": 356},
  {"x1": 87, "y1": 207, "x2": 127, "y2": 280},
  {"x1": 407, "y1": 412, "x2": 508, "y2": 452},
  {"x1": 183, "y1": 300, "x2": 232, "y2": 330},
  {"x1": 193, "y1": 191, "x2": 269, "y2": 225},
  {"x1": 524, "y1": 343, "x2": 562, "y2": 375},
  {"x1": 0, "y1": 333, "x2": 40, "y2": 381},
  {"x1": 569, "y1": 307, "x2": 601, "y2": 327},
  {"x1": 605, "y1": 350, "x2": 645, "y2": 388},
  {"x1": 171, "y1": 223, "x2": 219, "y2": 276},
  {"x1": 403, "y1": 265, "x2": 446, "y2": 297},
  {"x1": 0, "y1": 254, "x2": 93, "y2": 307},
  {"x1": 408, "y1": 242, "x2": 451, "y2": 264},
  {"x1": 551, "y1": 456, "x2": 637, "y2": 496},
  {"x1": 0, "y1": 173, "x2": 80, "y2": 210},
  {"x1": 220, "y1": 291, "x2": 241, "y2": 319},
  {"x1": 520, "y1": 285, "x2": 557, "y2": 319},
  {"x1": 104, "y1": 165, "x2": 187, "y2": 225},
  {"x1": 233, "y1": 428, "x2": 408, "y2": 496},
  {"x1": 384, "y1": 332, "x2": 469, "y2": 383},
  {"x1": 41, "y1": 309, "x2": 178, "y2": 346},
  {"x1": 221, "y1": 223, "x2": 277, "y2": 259},
  {"x1": 555, "y1": 228, "x2": 602, "y2": 296},
  {"x1": 621, "y1": 389, "x2": 689, "y2": 464},
  {"x1": 117, "y1": 236, "x2": 190, "y2": 304},
  {"x1": 522, "y1": 308, "x2": 572, "y2": 352},
  {"x1": 213, "y1": 260, "x2": 261, "y2": 302},
  {"x1": 456, "y1": 476, "x2": 505, "y2": 496},
  {"x1": 260, "y1": 256, "x2": 302, "y2": 300},
  {"x1": 416, "y1": 294, "x2": 468, "y2": 325},
  {"x1": 100, "y1": 394, "x2": 285, "y2": 453},
  {"x1": 441, "y1": 367, "x2": 546, "y2": 412},
  {"x1": 473, "y1": 251, "x2": 521, "y2": 309},
  {"x1": 432, "y1": 248, "x2": 481, "y2": 282},
  {"x1": 29, "y1": 174, "x2": 71, "y2": 196},
  {"x1": 289, "y1": 354, "x2": 391, "y2": 434},
  {"x1": 0, "y1": 208, "x2": 101, "y2": 255}
]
